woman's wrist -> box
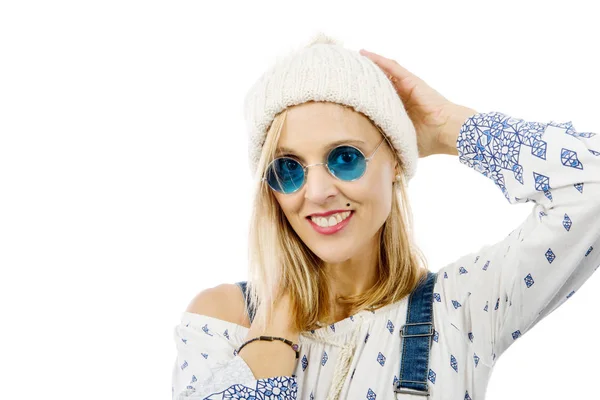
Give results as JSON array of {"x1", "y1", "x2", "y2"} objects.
[
  {"x1": 246, "y1": 324, "x2": 300, "y2": 342},
  {"x1": 238, "y1": 295, "x2": 300, "y2": 378},
  {"x1": 439, "y1": 105, "x2": 478, "y2": 156}
]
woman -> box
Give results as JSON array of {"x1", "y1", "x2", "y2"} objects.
[{"x1": 172, "y1": 33, "x2": 599, "y2": 399}]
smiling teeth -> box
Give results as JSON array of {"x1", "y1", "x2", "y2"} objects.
[{"x1": 311, "y1": 211, "x2": 352, "y2": 227}]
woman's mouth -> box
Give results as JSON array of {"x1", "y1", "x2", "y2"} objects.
[{"x1": 307, "y1": 211, "x2": 354, "y2": 235}]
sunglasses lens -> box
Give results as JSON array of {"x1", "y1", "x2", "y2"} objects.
[
  {"x1": 327, "y1": 146, "x2": 366, "y2": 180},
  {"x1": 266, "y1": 158, "x2": 304, "y2": 193}
]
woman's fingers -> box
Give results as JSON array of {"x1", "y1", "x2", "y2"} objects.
[
  {"x1": 359, "y1": 49, "x2": 415, "y2": 81},
  {"x1": 359, "y1": 49, "x2": 419, "y2": 105}
]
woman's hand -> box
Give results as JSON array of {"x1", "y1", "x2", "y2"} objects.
[
  {"x1": 240, "y1": 292, "x2": 300, "y2": 378},
  {"x1": 251, "y1": 292, "x2": 299, "y2": 335},
  {"x1": 359, "y1": 49, "x2": 477, "y2": 158}
]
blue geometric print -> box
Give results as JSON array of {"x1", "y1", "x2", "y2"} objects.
[
  {"x1": 452, "y1": 300, "x2": 462, "y2": 309},
  {"x1": 377, "y1": 352, "x2": 386, "y2": 366},
  {"x1": 512, "y1": 330, "x2": 522, "y2": 340},
  {"x1": 546, "y1": 248, "x2": 556, "y2": 263},
  {"x1": 428, "y1": 368, "x2": 437, "y2": 384},
  {"x1": 256, "y1": 377, "x2": 295, "y2": 399},
  {"x1": 321, "y1": 351, "x2": 328, "y2": 366},
  {"x1": 457, "y1": 112, "x2": 550, "y2": 200},
  {"x1": 525, "y1": 273, "x2": 535, "y2": 288},
  {"x1": 367, "y1": 388, "x2": 376, "y2": 400},
  {"x1": 513, "y1": 164, "x2": 524, "y2": 184},
  {"x1": 574, "y1": 182, "x2": 584, "y2": 193},
  {"x1": 576, "y1": 131, "x2": 596, "y2": 138},
  {"x1": 533, "y1": 172, "x2": 551, "y2": 192},
  {"x1": 459, "y1": 266, "x2": 468, "y2": 275},
  {"x1": 387, "y1": 320, "x2": 394, "y2": 334},
  {"x1": 222, "y1": 384, "x2": 254, "y2": 399},
  {"x1": 433, "y1": 293, "x2": 441, "y2": 302},
  {"x1": 302, "y1": 355, "x2": 308, "y2": 371},
  {"x1": 206, "y1": 376, "x2": 297, "y2": 400},
  {"x1": 561, "y1": 148, "x2": 583, "y2": 169},
  {"x1": 473, "y1": 353, "x2": 480, "y2": 367},
  {"x1": 547, "y1": 119, "x2": 577, "y2": 135},
  {"x1": 202, "y1": 324, "x2": 214, "y2": 336},
  {"x1": 563, "y1": 214, "x2": 573, "y2": 231},
  {"x1": 532, "y1": 139, "x2": 547, "y2": 160},
  {"x1": 450, "y1": 355, "x2": 458, "y2": 372}
]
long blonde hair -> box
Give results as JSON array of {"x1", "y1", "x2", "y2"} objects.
[{"x1": 246, "y1": 105, "x2": 429, "y2": 332}]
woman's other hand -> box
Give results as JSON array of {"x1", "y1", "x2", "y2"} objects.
[
  {"x1": 360, "y1": 49, "x2": 477, "y2": 158},
  {"x1": 240, "y1": 292, "x2": 300, "y2": 378}
]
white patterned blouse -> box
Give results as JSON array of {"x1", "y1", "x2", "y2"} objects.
[{"x1": 172, "y1": 111, "x2": 600, "y2": 400}]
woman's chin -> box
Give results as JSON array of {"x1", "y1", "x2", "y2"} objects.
[{"x1": 310, "y1": 245, "x2": 355, "y2": 264}]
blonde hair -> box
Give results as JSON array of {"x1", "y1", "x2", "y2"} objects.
[{"x1": 246, "y1": 105, "x2": 429, "y2": 332}]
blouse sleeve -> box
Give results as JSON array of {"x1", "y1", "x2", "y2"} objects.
[
  {"x1": 435, "y1": 111, "x2": 600, "y2": 368},
  {"x1": 171, "y1": 313, "x2": 298, "y2": 399}
]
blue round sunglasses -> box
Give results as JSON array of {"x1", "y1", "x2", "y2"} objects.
[{"x1": 262, "y1": 136, "x2": 387, "y2": 194}]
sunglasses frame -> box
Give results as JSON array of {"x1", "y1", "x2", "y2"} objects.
[{"x1": 262, "y1": 136, "x2": 387, "y2": 194}]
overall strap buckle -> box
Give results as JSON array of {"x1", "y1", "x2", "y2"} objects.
[
  {"x1": 399, "y1": 321, "x2": 434, "y2": 338},
  {"x1": 394, "y1": 383, "x2": 431, "y2": 397}
]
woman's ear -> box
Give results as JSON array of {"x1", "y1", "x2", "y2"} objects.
[
  {"x1": 393, "y1": 159, "x2": 402, "y2": 176},
  {"x1": 391, "y1": 160, "x2": 401, "y2": 184}
]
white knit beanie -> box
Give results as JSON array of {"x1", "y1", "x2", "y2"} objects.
[{"x1": 243, "y1": 32, "x2": 419, "y2": 183}]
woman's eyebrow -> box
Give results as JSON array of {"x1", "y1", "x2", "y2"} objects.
[{"x1": 275, "y1": 139, "x2": 366, "y2": 157}]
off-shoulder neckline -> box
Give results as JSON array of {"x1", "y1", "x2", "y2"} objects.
[{"x1": 181, "y1": 295, "x2": 408, "y2": 338}]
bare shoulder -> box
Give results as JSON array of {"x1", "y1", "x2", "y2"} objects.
[{"x1": 185, "y1": 283, "x2": 251, "y2": 328}]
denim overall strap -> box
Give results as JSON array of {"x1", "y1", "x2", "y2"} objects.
[
  {"x1": 235, "y1": 281, "x2": 256, "y2": 324},
  {"x1": 395, "y1": 271, "x2": 437, "y2": 397}
]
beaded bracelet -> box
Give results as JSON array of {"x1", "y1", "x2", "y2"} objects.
[{"x1": 237, "y1": 335, "x2": 300, "y2": 359}]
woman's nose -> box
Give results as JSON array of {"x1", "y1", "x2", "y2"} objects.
[{"x1": 303, "y1": 164, "x2": 338, "y2": 203}]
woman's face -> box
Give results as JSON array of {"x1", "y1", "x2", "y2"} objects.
[{"x1": 272, "y1": 101, "x2": 399, "y2": 264}]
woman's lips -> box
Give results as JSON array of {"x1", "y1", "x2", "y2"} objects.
[{"x1": 307, "y1": 211, "x2": 354, "y2": 235}]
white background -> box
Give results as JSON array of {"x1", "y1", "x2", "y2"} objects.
[{"x1": 1, "y1": 1, "x2": 598, "y2": 399}]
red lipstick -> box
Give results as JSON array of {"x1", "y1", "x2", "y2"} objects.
[{"x1": 307, "y1": 210, "x2": 354, "y2": 235}]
